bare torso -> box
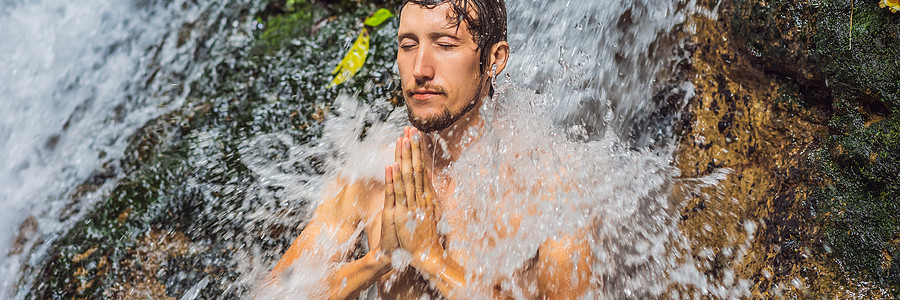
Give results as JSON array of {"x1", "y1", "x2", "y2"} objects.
[
  {"x1": 267, "y1": 139, "x2": 592, "y2": 299},
  {"x1": 357, "y1": 177, "x2": 538, "y2": 299}
]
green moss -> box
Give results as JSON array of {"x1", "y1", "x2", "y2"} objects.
[
  {"x1": 254, "y1": 0, "x2": 402, "y2": 56},
  {"x1": 816, "y1": 0, "x2": 900, "y2": 109},
  {"x1": 33, "y1": 0, "x2": 404, "y2": 298},
  {"x1": 813, "y1": 111, "x2": 900, "y2": 291},
  {"x1": 255, "y1": 0, "x2": 323, "y2": 55},
  {"x1": 733, "y1": 0, "x2": 900, "y2": 293},
  {"x1": 811, "y1": 0, "x2": 900, "y2": 293}
]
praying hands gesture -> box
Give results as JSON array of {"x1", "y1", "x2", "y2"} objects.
[
  {"x1": 382, "y1": 127, "x2": 471, "y2": 298},
  {"x1": 383, "y1": 127, "x2": 442, "y2": 262}
]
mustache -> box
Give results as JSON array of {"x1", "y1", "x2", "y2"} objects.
[{"x1": 405, "y1": 83, "x2": 446, "y2": 95}]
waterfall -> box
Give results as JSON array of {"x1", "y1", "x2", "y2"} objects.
[
  {"x1": 1, "y1": 0, "x2": 749, "y2": 298},
  {"x1": 0, "y1": 0, "x2": 255, "y2": 297}
]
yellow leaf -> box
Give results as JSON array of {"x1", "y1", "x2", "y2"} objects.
[
  {"x1": 881, "y1": 0, "x2": 900, "y2": 13},
  {"x1": 329, "y1": 28, "x2": 370, "y2": 88}
]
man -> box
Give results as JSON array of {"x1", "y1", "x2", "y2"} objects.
[{"x1": 267, "y1": 0, "x2": 592, "y2": 298}]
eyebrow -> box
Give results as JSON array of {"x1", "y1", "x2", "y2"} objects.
[
  {"x1": 428, "y1": 32, "x2": 461, "y2": 41},
  {"x1": 397, "y1": 31, "x2": 462, "y2": 42},
  {"x1": 398, "y1": 32, "x2": 416, "y2": 41}
]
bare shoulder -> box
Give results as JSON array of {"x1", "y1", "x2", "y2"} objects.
[{"x1": 319, "y1": 175, "x2": 385, "y2": 222}]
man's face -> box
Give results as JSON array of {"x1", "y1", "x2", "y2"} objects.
[{"x1": 397, "y1": 2, "x2": 486, "y2": 132}]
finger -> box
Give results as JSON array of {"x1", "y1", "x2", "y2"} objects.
[
  {"x1": 418, "y1": 130, "x2": 428, "y2": 164},
  {"x1": 383, "y1": 166, "x2": 397, "y2": 245},
  {"x1": 411, "y1": 131, "x2": 425, "y2": 205},
  {"x1": 392, "y1": 163, "x2": 406, "y2": 207},
  {"x1": 384, "y1": 165, "x2": 395, "y2": 212},
  {"x1": 425, "y1": 183, "x2": 435, "y2": 211},
  {"x1": 417, "y1": 134, "x2": 435, "y2": 210},
  {"x1": 390, "y1": 163, "x2": 403, "y2": 247},
  {"x1": 401, "y1": 138, "x2": 417, "y2": 209},
  {"x1": 394, "y1": 137, "x2": 402, "y2": 164}
]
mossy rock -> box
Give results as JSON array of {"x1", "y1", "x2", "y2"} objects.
[
  {"x1": 816, "y1": 0, "x2": 900, "y2": 110},
  {"x1": 33, "y1": 0, "x2": 403, "y2": 298},
  {"x1": 812, "y1": 0, "x2": 900, "y2": 293},
  {"x1": 812, "y1": 109, "x2": 900, "y2": 293},
  {"x1": 733, "y1": 0, "x2": 900, "y2": 294}
]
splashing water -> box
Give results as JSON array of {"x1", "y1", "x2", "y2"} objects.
[
  {"x1": 0, "y1": 0, "x2": 753, "y2": 298},
  {"x1": 247, "y1": 83, "x2": 749, "y2": 298},
  {"x1": 505, "y1": 0, "x2": 698, "y2": 144},
  {"x1": 0, "y1": 0, "x2": 256, "y2": 297},
  {"x1": 244, "y1": 0, "x2": 749, "y2": 298},
  {"x1": 447, "y1": 83, "x2": 752, "y2": 298}
]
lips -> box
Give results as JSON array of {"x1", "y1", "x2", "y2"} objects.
[{"x1": 409, "y1": 89, "x2": 443, "y2": 101}]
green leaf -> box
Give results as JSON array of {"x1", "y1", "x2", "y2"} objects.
[{"x1": 364, "y1": 8, "x2": 394, "y2": 27}]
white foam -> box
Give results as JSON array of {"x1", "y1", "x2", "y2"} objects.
[{"x1": 0, "y1": 0, "x2": 256, "y2": 296}]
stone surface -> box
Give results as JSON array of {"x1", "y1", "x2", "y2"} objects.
[
  {"x1": 677, "y1": 0, "x2": 900, "y2": 296},
  {"x1": 29, "y1": 0, "x2": 403, "y2": 298}
]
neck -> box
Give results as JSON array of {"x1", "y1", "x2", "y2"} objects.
[{"x1": 423, "y1": 98, "x2": 485, "y2": 172}]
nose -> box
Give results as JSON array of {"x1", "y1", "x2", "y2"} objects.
[{"x1": 412, "y1": 46, "x2": 434, "y2": 83}]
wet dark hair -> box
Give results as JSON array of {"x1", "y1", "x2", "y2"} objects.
[{"x1": 400, "y1": 0, "x2": 507, "y2": 74}]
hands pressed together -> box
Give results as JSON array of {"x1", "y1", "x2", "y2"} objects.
[{"x1": 380, "y1": 126, "x2": 443, "y2": 264}]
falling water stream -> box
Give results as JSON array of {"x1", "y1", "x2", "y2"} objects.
[
  {"x1": 0, "y1": 0, "x2": 750, "y2": 298},
  {"x1": 0, "y1": 0, "x2": 256, "y2": 297}
]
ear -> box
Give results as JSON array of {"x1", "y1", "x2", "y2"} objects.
[{"x1": 486, "y1": 41, "x2": 510, "y2": 77}]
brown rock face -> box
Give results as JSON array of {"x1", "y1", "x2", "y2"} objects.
[
  {"x1": 676, "y1": 0, "x2": 898, "y2": 297},
  {"x1": 105, "y1": 230, "x2": 196, "y2": 300}
]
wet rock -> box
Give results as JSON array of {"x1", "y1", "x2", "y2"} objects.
[
  {"x1": 8, "y1": 216, "x2": 37, "y2": 257},
  {"x1": 731, "y1": 0, "x2": 831, "y2": 104},
  {"x1": 678, "y1": 0, "x2": 900, "y2": 296},
  {"x1": 105, "y1": 230, "x2": 195, "y2": 300},
  {"x1": 677, "y1": 8, "x2": 828, "y2": 295},
  {"x1": 31, "y1": 0, "x2": 403, "y2": 298}
]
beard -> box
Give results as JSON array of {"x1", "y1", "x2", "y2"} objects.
[
  {"x1": 406, "y1": 82, "x2": 484, "y2": 133},
  {"x1": 407, "y1": 99, "x2": 477, "y2": 133}
]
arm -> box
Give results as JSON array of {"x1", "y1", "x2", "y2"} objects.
[
  {"x1": 535, "y1": 233, "x2": 593, "y2": 299},
  {"x1": 265, "y1": 180, "x2": 393, "y2": 300},
  {"x1": 410, "y1": 245, "x2": 516, "y2": 299},
  {"x1": 324, "y1": 249, "x2": 392, "y2": 300}
]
